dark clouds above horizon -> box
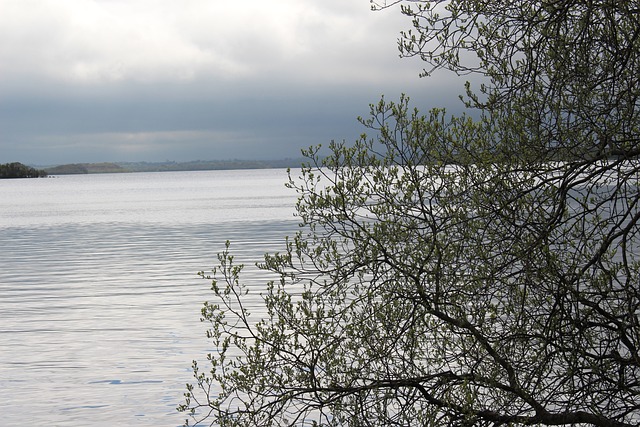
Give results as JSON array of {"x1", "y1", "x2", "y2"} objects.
[{"x1": 0, "y1": 0, "x2": 465, "y2": 165}]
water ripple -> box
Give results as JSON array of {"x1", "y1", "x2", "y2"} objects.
[{"x1": 0, "y1": 170, "x2": 300, "y2": 426}]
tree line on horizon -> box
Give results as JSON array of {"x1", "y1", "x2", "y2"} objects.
[
  {"x1": 0, "y1": 162, "x2": 48, "y2": 179},
  {"x1": 41, "y1": 159, "x2": 309, "y2": 175}
]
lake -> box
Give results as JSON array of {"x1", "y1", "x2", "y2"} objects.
[{"x1": 0, "y1": 169, "x2": 301, "y2": 426}]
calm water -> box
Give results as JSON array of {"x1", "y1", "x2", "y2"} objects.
[{"x1": 0, "y1": 169, "x2": 300, "y2": 426}]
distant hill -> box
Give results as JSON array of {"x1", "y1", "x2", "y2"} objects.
[
  {"x1": 46, "y1": 159, "x2": 306, "y2": 174},
  {"x1": 45, "y1": 163, "x2": 129, "y2": 175},
  {"x1": 117, "y1": 159, "x2": 306, "y2": 172}
]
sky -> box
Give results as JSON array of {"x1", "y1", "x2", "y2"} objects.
[{"x1": 0, "y1": 0, "x2": 464, "y2": 165}]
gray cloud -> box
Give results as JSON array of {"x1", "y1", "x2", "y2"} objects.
[{"x1": 0, "y1": 0, "x2": 465, "y2": 165}]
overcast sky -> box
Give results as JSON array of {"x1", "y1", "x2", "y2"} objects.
[{"x1": 0, "y1": 0, "x2": 464, "y2": 165}]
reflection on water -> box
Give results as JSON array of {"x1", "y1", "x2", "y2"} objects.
[{"x1": 0, "y1": 170, "x2": 299, "y2": 426}]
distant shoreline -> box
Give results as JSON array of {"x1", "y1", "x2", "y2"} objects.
[
  {"x1": 0, "y1": 162, "x2": 48, "y2": 179},
  {"x1": 42, "y1": 159, "x2": 307, "y2": 175}
]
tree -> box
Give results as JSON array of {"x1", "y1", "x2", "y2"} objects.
[
  {"x1": 0, "y1": 162, "x2": 47, "y2": 178},
  {"x1": 180, "y1": 1, "x2": 640, "y2": 426}
]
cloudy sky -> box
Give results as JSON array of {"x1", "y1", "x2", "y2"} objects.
[{"x1": 0, "y1": 0, "x2": 463, "y2": 165}]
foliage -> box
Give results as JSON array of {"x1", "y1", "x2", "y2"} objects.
[
  {"x1": 181, "y1": 1, "x2": 640, "y2": 426},
  {"x1": 0, "y1": 162, "x2": 47, "y2": 178},
  {"x1": 378, "y1": 0, "x2": 640, "y2": 162}
]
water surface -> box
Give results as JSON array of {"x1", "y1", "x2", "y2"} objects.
[{"x1": 0, "y1": 169, "x2": 299, "y2": 426}]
